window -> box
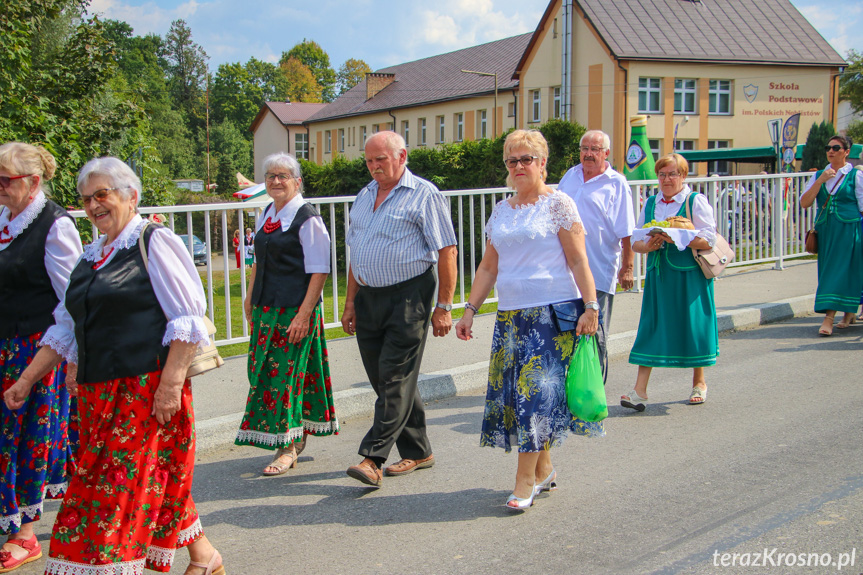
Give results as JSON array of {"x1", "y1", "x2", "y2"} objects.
[
  {"x1": 372, "y1": 124, "x2": 379, "y2": 134},
  {"x1": 553, "y1": 87, "x2": 562, "y2": 119},
  {"x1": 401, "y1": 120, "x2": 410, "y2": 147},
  {"x1": 478, "y1": 110, "x2": 487, "y2": 139},
  {"x1": 707, "y1": 140, "x2": 730, "y2": 175},
  {"x1": 531, "y1": 89, "x2": 541, "y2": 122},
  {"x1": 638, "y1": 77, "x2": 662, "y2": 113},
  {"x1": 437, "y1": 116, "x2": 445, "y2": 143},
  {"x1": 387, "y1": 122, "x2": 393, "y2": 131},
  {"x1": 508, "y1": 102, "x2": 516, "y2": 118},
  {"x1": 325, "y1": 130, "x2": 332, "y2": 154},
  {"x1": 454, "y1": 113, "x2": 464, "y2": 142},
  {"x1": 674, "y1": 140, "x2": 697, "y2": 175},
  {"x1": 674, "y1": 79, "x2": 697, "y2": 114},
  {"x1": 648, "y1": 139, "x2": 661, "y2": 161},
  {"x1": 338, "y1": 129, "x2": 345, "y2": 153},
  {"x1": 295, "y1": 133, "x2": 308, "y2": 160},
  {"x1": 709, "y1": 80, "x2": 732, "y2": 115},
  {"x1": 419, "y1": 118, "x2": 427, "y2": 146}
]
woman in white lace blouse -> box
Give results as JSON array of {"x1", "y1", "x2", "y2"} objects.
[
  {"x1": 4, "y1": 158, "x2": 225, "y2": 575},
  {"x1": 455, "y1": 130, "x2": 603, "y2": 511}
]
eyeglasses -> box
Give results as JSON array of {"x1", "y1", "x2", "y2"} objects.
[
  {"x1": 81, "y1": 187, "x2": 123, "y2": 206},
  {"x1": 504, "y1": 156, "x2": 539, "y2": 168},
  {"x1": 657, "y1": 172, "x2": 681, "y2": 180},
  {"x1": 265, "y1": 173, "x2": 295, "y2": 183},
  {"x1": 579, "y1": 146, "x2": 607, "y2": 154},
  {"x1": 0, "y1": 174, "x2": 34, "y2": 188},
  {"x1": 824, "y1": 144, "x2": 845, "y2": 152}
]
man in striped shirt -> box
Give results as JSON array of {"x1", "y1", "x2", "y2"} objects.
[{"x1": 343, "y1": 131, "x2": 457, "y2": 488}]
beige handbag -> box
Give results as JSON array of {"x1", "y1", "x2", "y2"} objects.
[
  {"x1": 138, "y1": 221, "x2": 224, "y2": 378},
  {"x1": 685, "y1": 193, "x2": 735, "y2": 279}
]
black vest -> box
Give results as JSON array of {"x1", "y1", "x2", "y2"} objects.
[
  {"x1": 0, "y1": 200, "x2": 73, "y2": 339},
  {"x1": 252, "y1": 202, "x2": 320, "y2": 308},
  {"x1": 65, "y1": 223, "x2": 169, "y2": 384}
]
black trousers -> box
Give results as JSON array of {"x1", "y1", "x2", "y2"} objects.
[
  {"x1": 596, "y1": 290, "x2": 614, "y2": 382},
  {"x1": 354, "y1": 267, "x2": 435, "y2": 463}
]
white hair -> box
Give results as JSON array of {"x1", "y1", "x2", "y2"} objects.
[
  {"x1": 365, "y1": 131, "x2": 407, "y2": 156},
  {"x1": 262, "y1": 152, "x2": 303, "y2": 193},
  {"x1": 77, "y1": 157, "x2": 141, "y2": 207},
  {"x1": 580, "y1": 130, "x2": 611, "y2": 150}
]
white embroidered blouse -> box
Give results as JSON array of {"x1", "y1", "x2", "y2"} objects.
[
  {"x1": 42, "y1": 214, "x2": 209, "y2": 364},
  {"x1": 485, "y1": 190, "x2": 585, "y2": 311},
  {"x1": 0, "y1": 191, "x2": 83, "y2": 301}
]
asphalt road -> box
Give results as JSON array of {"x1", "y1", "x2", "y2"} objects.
[{"x1": 19, "y1": 315, "x2": 863, "y2": 575}]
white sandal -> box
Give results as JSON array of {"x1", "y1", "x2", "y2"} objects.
[{"x1": 620, "y1": 389, "x2": 648, "y2": 412}]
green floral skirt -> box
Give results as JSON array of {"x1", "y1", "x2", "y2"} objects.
[{"x1": 235, "y1": 304, "x2": 339, "y2": 450}]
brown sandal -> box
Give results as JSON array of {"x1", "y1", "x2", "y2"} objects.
[{"x1": 262, "y1": 448, "x2": 297, "y2": 476}]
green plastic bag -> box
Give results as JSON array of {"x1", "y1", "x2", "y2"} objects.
[{"x1": 566, "y1": 335, "x2": 608, "y2": 422}]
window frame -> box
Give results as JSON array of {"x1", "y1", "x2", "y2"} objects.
[
  {"x1": 553, "y1": 86, "x2": 561, "y2": 119},
  {"x1": 401, "y1": 120, "x2": 410, "y2": 148},
  {"x1": 437, "y1": 115, "x2": 445, "y2": 144},
  {"x1": 325, "y1": 130, "x2": 332, "y2": 154},
  {"x1": 478, "y1": 110, "x2": 487, "y2": 139},
  {"x1": 531, "y1": 89, "x2": 541, "y2": 122},
  {"x1": 419, "y1": 118, "x2": 427, "y2": 146},
  {"x1": 454, "y1": 113, "x2": 464, "y2": 142},
  {"x1": 295, "y1": 133, "x2": 309, "y2": 160},
  {"x1": 673, "y1": 78, "x2": 697, "y2": 114},
  {"x1": 638, "y1": 77, "x2": 662, "y2": 113},
  {"x1": 707, "y1": 139, "x2": 730, "y2": 175},
  {"x1": 708, "y1": 79, "x2": 732, "y2": 115}
]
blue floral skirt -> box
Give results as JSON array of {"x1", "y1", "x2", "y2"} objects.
[
  {"x1": 480, "y1": 306, "x2": 604, "y2": 453},
  {"x1": 0, "y1": 332, "x2": 76, "y2": 534}
]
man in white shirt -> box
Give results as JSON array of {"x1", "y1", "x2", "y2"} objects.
[{"x1": 558, "y1": 130, "x2": 635, "y2": 379}]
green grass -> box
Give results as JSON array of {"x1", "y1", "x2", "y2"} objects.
[{"x1": 207, "y1": 269, "x2": 499, "y2": 358}]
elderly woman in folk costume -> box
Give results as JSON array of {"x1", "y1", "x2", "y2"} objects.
[
  {"x1": 0, "y1": 142, "x2": 80, "y2": 573},
  {"x1": 236, "y1": 152, "x2": 338, "y2": 475},
  {"x1": 4, "y1": 157, "x2": 225, "y2": 575}
]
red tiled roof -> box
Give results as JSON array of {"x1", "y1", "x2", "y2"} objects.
[
  {"x1": 307, "y1": 33, "x2": 532, "y2": 123},
  {"x1": 249, "y1": 102, "x2": 328, "y2": 132}
]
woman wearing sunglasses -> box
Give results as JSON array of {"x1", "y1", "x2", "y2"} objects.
[
  {"x1": 0, "y1": 142, "x2": 81, "y2": 573},
  {"x1": 455, "y1": 130, "x2": 602, "y2": 511},
  {"x1": 4, "y1": 157, "x2": 225, "y2": 574},
  {"x1": 800, "y1": 135, "x2": 863, "y2": 336}
]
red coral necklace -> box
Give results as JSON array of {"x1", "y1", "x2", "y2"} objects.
[{"x1": 262, "y1": 217, "x2": 280, "y2": 234}]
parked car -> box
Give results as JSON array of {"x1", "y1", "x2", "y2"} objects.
[{"x1": 178, "y1": 234, "x2": 207, "y2": 266}]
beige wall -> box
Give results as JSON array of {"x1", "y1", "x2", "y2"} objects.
[
  {"x1": 253, "y1": 111, "x2": 290, "y2": 182},
  {"x1": 306, "y1": 93, "x2": 516, "y2": 163},
  {"x1": 518, "y1": 0, "x2": 563, "y2": 129}
]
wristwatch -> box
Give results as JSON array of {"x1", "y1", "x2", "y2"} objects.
[
  {"x1": 584, "y1": 301, "x2": 600, "y2": 311},
  {"x1": 436, "y1": 302, "x2": 453, "y2": 312}
]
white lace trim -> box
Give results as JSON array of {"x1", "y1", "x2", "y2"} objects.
[
  {"x1": 46, "y1": 557, "x2": 146, "y2": 575},
  {"x1": 0, "y1": 501, "x2": 43, "y2": 532},
  {"x1": 40, "y1": 327, "x2": 78, "y2": 364},
  {"x1": 146, "y1": 545, "x2": 175, "y2": 567},
  {"x1": 162, "y1": 316, "x2": 210, "y2": 349},
  {"x1": 236, "y1": 419, "x2": 340, "y2": 446},
  {"x1": 176, "y1": 517, "x2": 203, "y2": 545},
  {"x1": 45, "y1": 481, "x2": 69, "y2": 497},
  {"x1": 486, "y1": 191, "x2": 583, "y2": 248},
  {"x1": 82, "y1": 216, "x2": 146, "y2": 262},
  {"x1": 0, "y1": 191, "x2": 47, "y2": 240}
]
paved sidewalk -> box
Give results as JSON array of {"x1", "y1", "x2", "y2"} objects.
[{"x1": 193, "y1": 259, "x2": 822, "y2": 451}]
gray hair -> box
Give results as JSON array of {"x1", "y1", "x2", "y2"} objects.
[
  {"x1": 262, "y1": 152, "x2": 303, "y2": 193},
  {"x1": 77, "y1": 157, "x2": 141, "y2": 207},
  {"x1": 365, "y1": 131, "x2": 407, "y2": 156},
  {"x1": 580, "y1": 130, "x2": 611, "y2": 150}
]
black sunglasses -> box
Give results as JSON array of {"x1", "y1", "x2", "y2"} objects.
[{"x1": 824, "y1": 144, "x2": 845, "y2": 152}]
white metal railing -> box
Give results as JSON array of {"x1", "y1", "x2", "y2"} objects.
[{"x1": 68, "y1": 172, "x2": 815, "y2": 346}]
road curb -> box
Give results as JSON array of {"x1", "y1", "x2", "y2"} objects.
[{"x1": 195, "y1": 294, "x2": 815, "y2": 455}]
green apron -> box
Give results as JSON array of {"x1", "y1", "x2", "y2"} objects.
[
  {"x1": 813, "y1": 168, "x2": 863, "y2": 313},
  {"x1": 629, "y1": 192, "x2": 719, "y2": 368}
]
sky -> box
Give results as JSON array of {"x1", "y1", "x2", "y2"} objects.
[{"x1": 86, "y1": 0, "x2": 862, "y2": 72}]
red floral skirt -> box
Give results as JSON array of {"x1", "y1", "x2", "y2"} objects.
[{"x1": 45, "y1": 370, "x2": 201, "y2": 575}]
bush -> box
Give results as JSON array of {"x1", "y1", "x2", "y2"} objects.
[{"x1": 801, "y1": 120, "x2": 837, "y2": 171}]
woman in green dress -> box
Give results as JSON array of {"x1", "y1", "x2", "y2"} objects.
[
  {"x1": 622, "y1": 153, "x2": 718, "y2": 410},
  {"x1": 237, "y1": 152, "x2": 339, "y2": 475},
  {"x1": 800, "y1": 135, "x2": 863, "y2": 336}
]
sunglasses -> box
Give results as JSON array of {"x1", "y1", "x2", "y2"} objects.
[
  {"x1": 504, "y1": 155, "x2": 538, "y2": 168},
  {"x1": 0, "y1": 174, "x2": 34, "y2": 188},
  {"x1": 824, "y1": 145, "x2": 845, "y2": 152},
  {"x1": 81, "y1": 187, "x2": 123, "y2": 206}
]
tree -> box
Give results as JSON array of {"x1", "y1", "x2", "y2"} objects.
[
  {"x1": 336, "y1": 58, "x2": 372, "y2": 95},
  {"x1": 0, "y1": 0, "x2": 172, "y2": 207},
  {"x1": 164, "y1": 19, "x2": 209, "y2": 130},
  {"x1": 801, "y1": 120, "x2": 836, "y2": 171},
  {"x1": 281, "y1": 40, "x2": 336, "y2": 102},
  {"x1": 846, "y1": 120, "x2": 863, "y2": 146},
  {"x1": 212, "y1": 58, "x2": 289, "y2": 134},
  {"x1": 279, "y1": 58, "x2": 323, "y2": 103},
  {"x1": 840, "y1": 49, "x2": 863, "y2": 114}
]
